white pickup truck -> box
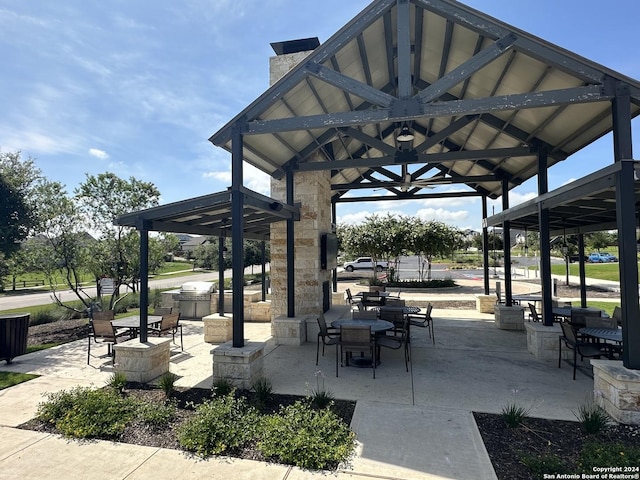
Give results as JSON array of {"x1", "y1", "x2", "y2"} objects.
[{"x1": 342, "y1": 257, "x2": 388, "y2": 272}]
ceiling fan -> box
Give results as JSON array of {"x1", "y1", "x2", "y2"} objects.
[{"x1": 373, "y1": 173, "x2": 437, "y2": 192}]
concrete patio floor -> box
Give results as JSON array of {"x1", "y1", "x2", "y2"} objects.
[{"x1": 0, "y1": 297, "x2": 598, "y2": 480}]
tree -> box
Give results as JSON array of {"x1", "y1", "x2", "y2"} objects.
[
  {"x1": 410, "y1": 220, "x2": 459, "y2": 281},
  {"x1": 0, "y1": 151, "x2": 43, "y2": 289},
  {"x1": 587, "y1": 231, "x2": 613, "y2": 252},
  {"x1": 75, "y1": 172, "x2": 161, "y2": 309}
]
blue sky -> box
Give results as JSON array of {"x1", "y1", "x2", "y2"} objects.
[{"x1": 1, "y1": 0, "x2": 639, "y2": 232}]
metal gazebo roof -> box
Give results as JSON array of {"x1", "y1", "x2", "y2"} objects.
[
  {"x1": 115, "y1": 187, "x2": 299, "y2": 240},
  {"x1": 209, "y1": 0, "x2": 640, "y2": 200}
]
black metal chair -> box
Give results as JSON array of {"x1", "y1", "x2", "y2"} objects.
[
  {"x1": 376, "y1": 317, "x2": 410, "y2": 373},
  {"x1": 150, "y1": 313, "x2": 183, "y2": 351},
  {"x1": 408, "y1": 303, "x2": 435, "y2": 344},
  {"x1": 527, "y1": 303, "x2": 542, "y2": 322},
  {"x1": 316, "y1": 314, "x2": 340, "y2": 366},
  {"x1": 87, "y1": 317, "x2": 127, "y2": 365},
  {"x1": 345, "y1": 288, "x2": 363, "y2": 310},
  {"x1": 338, "y1": 325, "x2": 375, "y2": 378},
  {"x1": 558, "y1": 321, "x2": 614, "y2": 380}
]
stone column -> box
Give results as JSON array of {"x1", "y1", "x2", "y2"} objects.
[{"x1": 268, "y1": 47, "x2": 333, "y2": 330}]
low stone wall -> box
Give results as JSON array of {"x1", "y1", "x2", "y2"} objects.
[
  {"x1": 272, "y1": 315, "x2": 307, "y2": 345},
  {"x1": 203, "y1": 314, "x2": 233, "y2": 344},
  {"x1": 592, "y1": 360, "x2": 640, "y2": 425}
]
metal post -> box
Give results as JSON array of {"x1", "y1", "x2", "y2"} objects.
[
  {"x1": 482, "y1": 196, "x2": 490, "y2": 295},
  {"x1": 501, "y1": 179, "x2": 512, "y2": 306},
  {"x1": 231, "y1": 123, "x2": 245, "y2": 347},
  {"x1": 261, "y1": 240, "x2": 267, "y2": 302},
  {"x1": 138, "y1": 221, "x2": 150, "y2": 342},
  {"x1": 218, "y1": 235, "x2": 225, "y2": 315},
  {"x1": 537, "y1": 147, "x2": 554, "y2": 326},
  {"x1": 286, "y1": 168, "x2": 295, "y2": 317}
]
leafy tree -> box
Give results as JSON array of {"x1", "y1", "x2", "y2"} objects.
[
  {"x1": 587, "y1": 231, "x2": 613, "y2": 252},
  {"x1": 410, "y1": 220, "x2": 460, "y2": 281},
  {"x1": 0, "y1": 151, "x2": 43, "y2": 289},
  {"x1": 75, "y1": 172, "x2": 161, "y2": 309}
]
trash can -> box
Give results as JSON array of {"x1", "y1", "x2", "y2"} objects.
[{"x1": 0, "y1": 313, "x2": 30, "y2": 364}]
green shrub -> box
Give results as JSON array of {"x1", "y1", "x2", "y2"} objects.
[
  {"x1": 159, "y1": 371, "x2": 179, "y2": 398},
  {"x1": 573, "y1": 402, "x2": 612, "y2": 434},
  {"x1": 106, "y1": 372, "x2": 127, "y2": 395},
  {"x1": 250, "y1": 377, "x2": 272, "y2": 407},
  {"x1": 36, "y1": 387, "x2": 137, "y2": 438},
  {"x1": 258, "y1": 401, "x2": 355, "y2": 470},
  {"x1": 579, "y1": 440, "x2": 640, "y2": 470},
  {"x1": 520, "y1": 453, "x2": 569, "y2": 476},
  {"x1": 177, "y1": 394, "x2": 261, "y2": 457},
  {"x1": 307, "y1": 371, "x2": 334, "y2": 410},
  {"x1": 501, "y1": 403, "x2": 530, "y2": 428},
  {"x1": 212, "y1": 377, "x2": 234, "y2": 397},
  {"x1": 136, "y1": 400, "x2": 176, "y2": 426}
]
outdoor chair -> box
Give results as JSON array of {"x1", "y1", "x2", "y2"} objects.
[
  {"x1": 378, "y1": 307, "x2": 405, "y2": 331},
  {"x1": 91, "y1": 309, "x2": 115, "y2": 321},
  {"x1": 352, "y1": 310, "x2": 378, "y2": 320},
  {"x1": 361, "y1": 292, "x2": 384, "y2": 309},
  {"x1": 150, "y1": 313, "x2": 183, "y2": 351},
  {"x1": 612, "y1": 306, "x2": 622, "y2": 326},
  {"x1": 345, "y1": 288, "x2": 363, "y2": 310},
  {"x1": 339, "y1": 325, "x2": 375, "y2": 378},
  {"x1": 87, "y1": 318, "x2": 127, "y2": 365},
  {"x1": 527, "y1": 303, "x2": 542, "y2": 322},
  {"x1": 408, "y1": 303, "x2": 435, "y2": 344},
  {"x1": 569, "y1": 309, "x2": 602, "y2": 329},
  {"x1": 376, "y1": 317, "x2": 410, "y2": 373},
  {"x1": 316, "y1": 314, "x2": 340, "y2": 366},
  {"x1": 153, "y1": 307, "x2": 173, "y2": 316},
  {"x1": 585, "y1": 316, "x2": 617, "y2": 329},
  {"x1": 384, "y1": 297, "x2": 405, "y2": 307},
  {"x1": 495, "y1": 291, "x2": 505, "y2": 305},
  {"x1": 558, "y1": 321, "x2": 614, "y2": 380}
]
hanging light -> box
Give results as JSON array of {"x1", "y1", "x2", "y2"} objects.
[{"x1": 396, "y1": 122, "x2": 415, "y2": 142}]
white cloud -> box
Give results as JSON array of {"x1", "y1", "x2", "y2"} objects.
[
  {"x1": 415, "y1": 207, "x2": 470, "y2": 223},
  {"x1": 202, "y1": 162, "x2": 270, "y2": 195},
  {"x1": 89, "y1": 148, "x2": 109, "y2": 159}
]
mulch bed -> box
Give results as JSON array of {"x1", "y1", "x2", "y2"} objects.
[{"x1": 474, "y1": 412, "x2": 640, "y2": 479}]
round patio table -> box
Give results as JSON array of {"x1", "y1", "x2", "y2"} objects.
[{"x1": 331, "y1": 318, "x2": 394, "y2": 332}]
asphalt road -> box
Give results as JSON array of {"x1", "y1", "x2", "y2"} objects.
[{"x1": 0, "y1": 270, "x2": 228, "y2": 311}]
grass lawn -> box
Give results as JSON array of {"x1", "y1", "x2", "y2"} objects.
[
  {"x1": 0, "y1": 371, "x2": 39, "y2": 390},
  {"x1": 550, "y1": 262, "x2": 639, "y2": 282}
]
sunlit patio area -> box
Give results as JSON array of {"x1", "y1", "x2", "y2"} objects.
[{"x1": 0, "y1": 299, "x2": 598, "y2": 480}]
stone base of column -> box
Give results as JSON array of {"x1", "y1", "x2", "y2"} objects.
[
  {"x1": 476, "y1": 295, "x2": 496, "y2": 313},
  {"x1": 246, "y1": 301, "x2": 271, "y2": 322},
  {"x1": 525, "y1": 322, "x2": 569, "y2": 361},
  {"x1": 332, "y1": 291, "x2": 344, "y2": 306},
  {"x1": 202, "y1": 314, "x2": 233, "y2": 343},
  {"x1": 272, "y1": 316, "x2": 307, "y2": 345},
  {"x1": 113, "y1": 338, "x2": 171, "y2": 383},
  {"x1": 592, "y1": 360, "x2": 640, "y2": 425},
  {"x1": 212, "y1": 341, "x2": 265, "y2": 389},
  {"x1": 494, "y1": 305, "x2": 525, "y2": 330}
]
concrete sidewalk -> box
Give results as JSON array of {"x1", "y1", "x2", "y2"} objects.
[{"x1": 0, "y1": 303, "x2": 596, "y2": 479}]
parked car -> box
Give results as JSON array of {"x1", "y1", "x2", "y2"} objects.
[
  {"x1": 599, "y1": 252, "x2": 618, "y2": 262},
  {"x1": 587, "y1": 253, "x2": 609, "y2": 263},
  {"x1": 343, "y1": 257, "x2": 388, "y2": 272}
]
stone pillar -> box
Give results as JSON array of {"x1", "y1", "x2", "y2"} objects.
[
  {"x1": 494, "y1": 305, "x2": 525, "y2": 330},
  {"x1": 592, "y1": 360, "x2": 640, "y2": 425},
  {"x1": 212, "y1": 341, "x2": 265, "y2": 389},
  {"x1": 113, "y1": 338, "x2": 171, "y2": 383},
  {"x1": 203, "y1": 313, "x2": 233, "y2": 344},
  {"x1": 268, "y1": 47, "x2": 332, "y2": 326}
]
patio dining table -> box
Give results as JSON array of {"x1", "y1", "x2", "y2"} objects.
[
  {"x1": 552, "y1": 306, "x2": 608, "y2": 320},
  {"x1": 111, "y1": 315, "x2": 163, "y2": 338},
  {"x1": 375, "y1": 306, "x2": 421, "y2": 315},
  {"x1": 579, "y1": 326, "x2": 623, "y2": 344}
]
